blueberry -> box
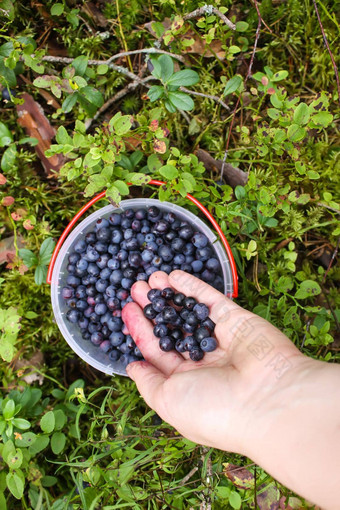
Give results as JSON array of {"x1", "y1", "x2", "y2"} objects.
[
  {"x1": 171, "y1": 328, "x2": 183, "y2": 341},
  {"x1": 109, "y1": 269, "x2": 123, "y2": 285},
  {"x1": 108, "y1": 317, "x2": 123, "y2": 332},
  {"x1": 153, "y1": 323, "x2": 169, "y2": 338},
  {"x1": 160, "y1": 264, "x2": 172, "y2": 274},
  {"x1": 183, "y1": 296, "x2": 197, "y2": 310},
  {"x1": 142, "y1": 250, "x2": 154, "y2": 263},
  {"x1": 202, "y1": 317, "x2": 215, "y2": 333},
  {"x1": 148, "y1": 206, "x2": 161, "y2": 219},
  {"x1": 76, "y1": 300, "x2": 87, "y2": 311},
  {"x1": 193, "y1": 303, "x2": 209, "y2": 321},
  {"x1": 155, "y1": 312, "x2": 166, "y2": 324},
  {"x1": 154, "y1": 219, "x2": 169, "y2": 234},
  {"x1": 111, "y1": 229, "x2": 123, "y2": 244},
  {"x1": 192, "y1": 232, "x2": 208, "y2": 248},
  {"x1": 107, "y1": 297, "x2": 120, "y2": 311},
  {"x1": 152, "y1": 255, "x2": 162, "y2": 267},
  {"x1": 112, "y1": 309, "x2": 122, "y2": 317},
  {"x1": 206, "y1": 258, "x2": 220, "y2": 272},
  {"x1": 171, "y1": 238, "x2": 185, "y2": 253},
  {"x1": 67, "y1": 275, "x2": 80, "y2": 288},
  {"x1": 145, "y1": 233, "x2": 155, "y2": 243},
  {"x1": 94, "y1": 294, "x2": 104, "y2": 304},
  {"x1": 189, "y1": 348, "x2": 204, "y2": 361},
  {"x1": 201, "y1": 269, "x2": 214, "y2": 283},
  {"x1": 67, "y1": 264, "x2": 76, "y2": 274},
  {"x1": 101, "y1": 325, "x2": 110, "y2": 338},
  {"x1": 195, "y1": 326, "x2": 210, "y2": 342},
  {"x1": 145, "y1": 265, "x2": 158, "y2": 276},
  {"x1": 91, "y1": 332, "x2": 103, "y2": 345},
  {"x1": 109, "y1": 331, "x2": 125, "y2": 346},
  {"x1": 183, "y1": 243, "x2": 195, "y2": 256},
  {"x1": 108, "y1": 349, "x2": 120, "y2": 362},
  {"x1": 84, "y1": 307, "x2": 94, "y2": 318},
  {"x1": 173, "y1": 293, "x2": 185, "y2": 306},
  {"x1": 136, "y1": 233, "x2": 145, "y2": 246},
  {"x1": 85, "y1": 232, "x2": 97, "y2": 244},
  {"x1": 121, "y1": 277, "x2": 133, "y2": 289},
  {"x1": 131, "y1": 219, "x2": 141, "y2": 232},
  {"x1": 124, "y1": 208, "x2": 135, "y2": 219},
  {"x1": 135, "y1": 209, "x2": 147, "y2": 220},
  {"x1": 191, "y1": 260, "x2": 203, "y2": 272},
  {"x1": 95, "y1": 279, "x2": 109, "y2": 293},
  {"x1": 126, "y1": 238, "x2": 139, "y2": 251},
  {"x1": 121, "y1": 217, "x2": 132, "y2": 229},
  {"x1": 87, "y1": 263, "x2": 99, "y2": 276},
  {"x1": 171, "y1": 219, "x2": 181, "y2": 230},
  {"x1": 95, "y1": 303, "x2": 107, "y2": 315},
  {"x1": 174, "y1": 254, "x2": 185, "y2": 265},
  {"x1": 145, "y1": 241, "x2": 158, "y2": 253},
  {"x1": 161, "y1": 306, "x2": 178, "y2": 323},
  {"x1": 74, "y1": 240, "x2": 86, "y2": 253},
  {"x1": 141, "y1": 225, "x2": 150, "y2": 234},
  {"x1": 183, "y1": 322, "x2": 196, "y2": 334},
  {"x1": 136, "y1": 272, "x2": 148, "y2": 281},
  {"x1": 85, "y1": 247, "x2": 100, "y2": 262},
  {"x1": 94, "y1": 241, "x2": 107, "y2": 254},
  {"x1": 143, "y1": 304, "x2": 157, "y2": 319},
  {"x1": 76, "y1": 258, "x2": 88, "y2": 272},
  {"x1": 88, "y1": 322, "x2": 100, "y2": 333},
  {"x1": 62, "y1": 286, "x2": 74, "y2": 299},
  {"x1": 200, "y1": 337, "x2": 217, "y2": 352},
  {"x1": 196, "y1": 247, "x2": 212, "y2": 261},
  {"x1": 99, "y1": 340, "x2": 111, "y2": 353},
  {"x1": 116, "y1": 288, "x2": 129, "y2": 300},
  {"x1": 100, "y1": 268, "x2": 111, "y2": 280},
  {"x1": 97, "y1": 227, "x2": 111, "y2": 242},
  {"x1": 68, "y1": 253, "x2": 80, "y2": 264},
  {"x1": 183, "y1": 336, "x2": 199, "y2": 352},
  {"x1": 119, "y1": 354, "x2": 130, "y2": 367},
  {"x1": 158, "y1": 244, "x2": 174, "y2": 262},
  {"x1": 108, "y1": 244, "x2": 119, "y2": 255},
  {"x1": 66, "y1": 309, "x2": 80, "y2": 323},
  {"x1": 181, "y1": 263, "x2": 192, "y2": 273},
  {"x1": 117, "y1": 249, "x2": 128, "y2": 261},
  {"x1": 109, "y1": 213, "x2": 121, "y2": 226},
  {"x1": 186, "y1": 312, "x2": 199, "y2": 327},
  {"x1": 95, "y1": 218, "x2": 110, "y2": 230},
  {"x1": 123, "y1": 267, "x2": 136, "y2": 279},
  {"x1": 75, "y1": 285, "x2": 87, "y2": 299},
  {"x1": 129, "y1": 252, "x2": 142, "y2": 268},
  {"x1": 164, "y1": 230, "x2": 177, "y2": 243},
  {"x1": 179, "y1": 225, "x2": 194, "y2": 240},
  {"x1": 134, "y1": 346, "x2": 143, "y2": 357},
  {"x1": 175, "y1": 340, "x2": 186, "y2": 353},
  {"x1": 66, "y1": 298, "x2": 77, "y2": 308},
  {"x1": 97, "y1": 254, "x2": 110, "y2": 269},
  {"x1": 161, "y1": 287, "x2": 174, "y2": 300},
  {"x1": 159, "y1": 336, "x2": 175, "y2": 352}
]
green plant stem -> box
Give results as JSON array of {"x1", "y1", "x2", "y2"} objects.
[
  {"x1": 115, "y1": 0, "x2": 133, "y2": 73},
  {"x1": 7, "y1": 207, "x2": 18, "y2": 257}
]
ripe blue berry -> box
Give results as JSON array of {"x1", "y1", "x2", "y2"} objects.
[
  {"x1": 183, "y1": 296, "x2": 197, "y2": 310},
  {"x1": 153, "y1": 323, "x2": 169, "y2": 338},
  {"x1": 144, "y1": 304, "x2": 157, "y2": 319},
  {"x1": 200, "y1": 337, "x2": 217, "y2": 352},
  {"x1": 189, "y1": 348, "x2": 204, "y2": 361},
  {"x1": 159, "y1": 336, "x2": 175, "y2": 352},
  {"x1": 193, "y1": 303, "x2": 209, "y2": 321}
]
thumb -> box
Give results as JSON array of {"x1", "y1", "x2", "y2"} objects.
[{"x1": 126, "y1": 360, "x2": 167, "y2": 415}]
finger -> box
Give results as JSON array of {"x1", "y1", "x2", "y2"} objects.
[
  {"x1": 169, "y1": 270, "x2": 241, "y2": 324},
  {"x1": 131, "y1": 280, "x2": 152, "y2": 309},
  {"x1": 122, "y1": 302, "x2": 184, "y2": 375},
  {"x1": 126, "y1": 360, "x2": 168, "y2": 418},
  {"x1": 148, "y1": 271, "x2": 171, "y2": 291}
]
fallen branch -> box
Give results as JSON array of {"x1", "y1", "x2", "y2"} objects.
[
  {"x1": 196, "y1": 148, "x2": 248, "y2": 188},
  {"x1": 311, "y1": 0, "x2": 340, "y2": 106},
  {"x1": 180, "y1": 87, "x2": 230, "y2": 111},
  {"x1": 184, "y1": 5, "x2": 235, "y2": 31}
]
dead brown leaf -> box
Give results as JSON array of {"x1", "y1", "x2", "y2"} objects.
[
  {"x1": 223, "y1": 462, "x2": 254, "y2": 489},
  {"x1": 82, "y1": 1, "x2": 108, "y2": 28},
  {"x1": 0, "y1": 235, "x2": 25, "y2": 265},
  {"x1": 16, "y1": 93, "x2": 65, "y2": 175},
  {"x1": 13, "y1": 351, "x2": 44, "y2": 386}
]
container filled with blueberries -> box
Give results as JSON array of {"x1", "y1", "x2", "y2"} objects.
[{"x1": 50, "y1": 199, "x2": 234, "y2": 376}]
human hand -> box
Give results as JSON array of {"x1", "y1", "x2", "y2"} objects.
[{"x1": 122, "y1": 270, "x2": 305, "y2": 455}]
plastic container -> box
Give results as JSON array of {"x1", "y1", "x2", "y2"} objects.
[{"x1": 50, "y1": 198, "x2": 236, "y2": 376}]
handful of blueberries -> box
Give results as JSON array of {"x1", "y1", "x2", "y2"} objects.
[
  {"x1": 61, "y1": 205, "x2": 223, "y2": 368},
  {"x1": 144, "y1": 288, "x2": 217, "y2": 361}
]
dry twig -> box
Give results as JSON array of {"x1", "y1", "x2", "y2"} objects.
[{"x1": 184, "y1": 5, "x2": 235, "y2": 31}]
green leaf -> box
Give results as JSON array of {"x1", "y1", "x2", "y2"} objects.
[
  {"x1": 167, "y1": 91, "x2": 194, "y2": 111},
  {"x1": 54, "y1": 410, "x2": 67, "y2": 430},
  {"x1": 41, "y1": 476, "x2": 58, "y2": 487},
  {"x1": 235, "y1": 21, "x2": 249, "y2": 32},
  {"x1": 295, "y1": 280, "x2": 321, "y2": 300},
  {"x1": 56, "y1": 126, "x2": 72, "y2": 145},
  {"x1": 307, "y1": 170, "x2": 320, "y2": 179},
  {"x1": 34, "y1": 265, "x2": 47, "y2": 285},
  {"x1": 18, "y1": 249, "x2": 37, "y2": 268},
  {"x1": 29, "y1": 435, "x2": 49, "y2": 455},
  {"x1": 166, "y1": 69, "x2": 199, "y2": 87},
  {"x1": 147, "y1": 154, "x2": 162, "y2": 172},
  {"x1": 113, "y1": 180, "x2": 129, "y2": 195},
  {"x1": 3, "y1": 399, "x2": 15, "y2": 419},
  {"x1": 223, "y1": 75, "x2": 243, "y2": 96},
  {"x1": 0, "y1": 0, "x2": 15, "y2": 20},
  {"x1": 62, "y1": 92, "x2": 78, "y2": 113},
  {"x1": 229, "y1": 491, "x2": 242, "y2": 509},
  {"x1": 147, "y1": 85, "x2": 164, "y2": 102},
  {"x1": 159, "y1": 164, "x2": 178, "y2": 180},
  {"x1": 39, "y1": 238, "x2": 55, "y2": 265},
  {"x1": 111, "y1": 113, "x2": 133, "y2": 135},
  {"x1": 15, "y1": 432, "x2": 36, "y2": 448},
  {"x1": 0, "y1": 492, "x2": 6, "y2": 510},
  {"x1": 2, "y1": 439, "x2": 15, "y2": 462},
  {"x1": 12, "y1": 418, "x2": 30, "y2": 430},
  {"x1": 164, "y1": 99, "x2": 177, "y2": 113},
  {"x1": 127, "y1": 172, "x2": 150, "y2": 185},
  {"x1": 6, "y1": 448, "x2": 23, "y2": 469},
  {"x1": 293, "y1": 103, "x2": 310, "y2": 125},
  {"x1": 0, "y1": 121, "x2": 12, "y2": 147},
  {"x1": 51, "y1": 431, "x2": 66, "y2": 454},
  {"x1": 6, "y1": 472, "x2": 24, "y2": 499},
  {"x1": 158, "y1": 55, "x2": 174, "y2": 82},
  {"x1": 287, "y1": 124, "x2": 306, "y2": 142},
  {"x1": 0, "y1": 340, "x2": 15, "y2": 363},
  {"x1": 1, "y1": 144, "x2": 17, "y2": 171},
  {"x1": 40, "y1": 411, "x2": 55, "y2": 433},
  {"x1": 72, "y1": 55, "x2": 88, "y2": 77},
  {"x1": 51, "y1": 3, "x2": 64, "y2": 15},
  {"x1": 272, "y1": 70, "x2": 288, "y2": 82},
  {"x1": 0, "y1": 59, "x2": 17, "y2": 87},
  {"x1": 105, "y1": 185, "x2": 120, "y2": 205},
  {"x1": 312, "y1": 111, "x2": 333, "y2": 127},
  {"x1": 81, "y1": 86, "x2": 104, "y2": 107}
]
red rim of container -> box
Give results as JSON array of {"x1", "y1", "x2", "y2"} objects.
[{"x1": 47, "y1": 179, "x2": 238, "y2": 298}]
